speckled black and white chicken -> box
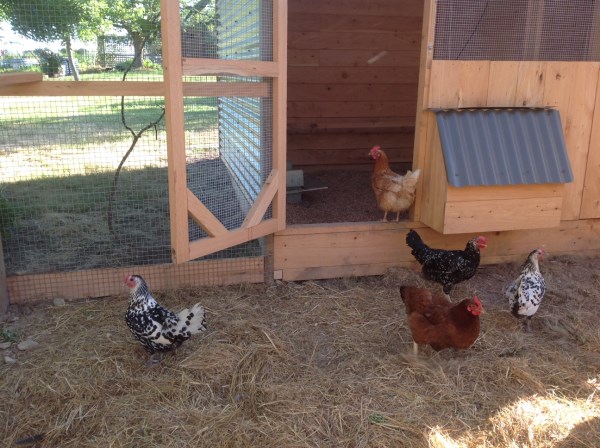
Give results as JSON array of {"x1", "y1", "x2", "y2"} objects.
[
  {"x1": 504, "y1": 248, "x2": 546, "y2": 332},
  {"x1": 124, "y1": 274, "x2": 207, "y2": 365},
  {"x1": 406, "y1": 229, "x2": 488, "y2": 294}
]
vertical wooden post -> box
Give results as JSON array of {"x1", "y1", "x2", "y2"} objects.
[
  {"x1": 412, "y1": 0, "x2": 437, "y2": 222},
  {"x1": 272, "y1": 0, "x2": 288, "y2": 232},
  {"x1": 161, "y1": 0, "x2": 190, "y2": 263},
  {"x1": 0, "y1": 241, "x2": 8, "y2": 315}
]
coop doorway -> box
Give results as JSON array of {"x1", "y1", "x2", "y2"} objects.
[{"x1": 285, "y1": 0, "x2": 423, "y2": 225}]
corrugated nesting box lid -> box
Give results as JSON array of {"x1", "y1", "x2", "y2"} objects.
[{"x1": 435, "y1": 108, "x2": 574, "y2": 187}]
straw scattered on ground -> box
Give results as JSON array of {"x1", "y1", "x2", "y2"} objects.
[{"x1": 1, "y1": 253, "x2": 600, "y2": 447}]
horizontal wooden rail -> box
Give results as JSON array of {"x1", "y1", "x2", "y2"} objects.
[
  {"x1": 6, "y1": 257, "x2": 265, "y2": 303},
  {"x1": 183, "y1": 58, "x2": 279, "y2": 78},
  {"x1": 0, "y1": 80, "x2": 270, "y2": 97},
  {"x1": 0, "y1": 72, "x2": 43, "y2": 86}
]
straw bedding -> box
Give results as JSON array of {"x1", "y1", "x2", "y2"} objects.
[{"x1": 1, "y1": 253, "x2": 599, "y2": 447}]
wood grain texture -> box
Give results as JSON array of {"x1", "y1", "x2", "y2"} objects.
[
  {"x1": 274, "y1": 219, "x2": 600, "y2": 281},
  {"x1": 287, "y1": 0, "x2": 422, "y2": 169}
]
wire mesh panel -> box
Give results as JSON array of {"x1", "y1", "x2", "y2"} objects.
[
  {"x1": 0, "y1": 0, "x2": 276, "y2": 303},
  {"x1": 0, "y1": 96, "x2": 170, "y2": 273},
  {"x1": 181, "y1": 0, "x2": 275, "y2": 261},
  {"x1": 434, "y1": 0, "x2": 600, "y2": 61},
  {"x1": 0, "y1": 0, "x2": 165, "y2": 81}
]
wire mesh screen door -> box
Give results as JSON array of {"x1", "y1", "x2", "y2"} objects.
[{"x1": 161, "y1": 0, "x2": 287, "y2": 263}]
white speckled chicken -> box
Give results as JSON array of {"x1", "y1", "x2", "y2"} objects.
[
  {"x1": 504, "y1": 248, "x2": 546, "y2": 332},
  {"x1": 125, "y1": 274, "x2": 207, "y2": 365}
]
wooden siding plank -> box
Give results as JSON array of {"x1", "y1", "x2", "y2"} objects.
[
  {"x1": 288, "y1": 13, "x2": 422, "y2": 33},
  {"x1": 543, "y1": 62, "x2": 599, "y2": 220},
  {"x1": 289, "y1": 49, "x2": 421, "y2": 68},
  {"x1": 275, "y1": 219, "x2": 600, "y2": 281},
  {"x1": 7, "y1": 258, "x2": 264, "y2": 304},
  {"x1": 186, "y1": 189, "x2": 228, "y2": 237},
  {"x1": 288, "y1": 0, "x2": 424, "y2": 17},
  {"x1": 183, "y1": 58, "x2": 279, "y2": 78},
  {"x1": 288, "y1": 31, "x2": 421, "y2": 51},
  {"x1": 287, "y1": 83, "x2": 418, "y2": 102},
  {"x1": 443, "y1": 197, "x2": 563, "y2": 234},
  {"x1": 0, "y1": 72, "x2": 43, "y2": 85},
  {"x1": 580, "y1": 67, "x2": 600, "y2": 218},
  {"x1": 161, "y1": 0, "x2": 189, "y2": 264},
  {"x1": 428, "y1": 60, "x2": 491, "y2": 109},
  {"x1": 487, "y1": 61, "x2": 520, "y2": 106},
  {"x1": 288, "y1": 66, "x2": 419, "y2": 84},
  {"x1": 515, "y1": 61, "x2": 546, "y2": 107},
  {"x1": 447, "y1": 183, "x2": 564, "y2": 202},
  {"x1": 288, "y1": 101, "x2": 417, "y2": 118},
  {"x1": 288, "y1": 117, "x2": 415, "y2": 133}
]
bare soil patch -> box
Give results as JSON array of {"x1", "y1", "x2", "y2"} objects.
[
  {"x1": 1, "y1": 253, "x2": 600, "y2": 447},
  {"x1": 286, "y1": 169, "x2": 413, "y2": 224}
]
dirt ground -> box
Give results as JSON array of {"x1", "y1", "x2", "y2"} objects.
[
  {"x1": 287, "y1": 169, "x2": 413, "y2": 225},
  {"x1": 1, "y1": 253, "x2": 600, "y2": 447}
]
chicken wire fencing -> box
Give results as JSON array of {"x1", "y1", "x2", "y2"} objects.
[
  {"x1": 0, "y1": 0, "x2": 277, "y2": 303},
  {"x1": 434, "y1": 0, "x2": 600, "y2": 61}
]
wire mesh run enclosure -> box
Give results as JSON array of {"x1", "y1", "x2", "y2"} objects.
[
  {"x1": 0, "y1": 0, "x2": 285, "y2": 303},
  {"x1": 433, "y1": 0, "x2": 600, "y2": 61}
]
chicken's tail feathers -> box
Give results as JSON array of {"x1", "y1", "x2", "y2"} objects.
[
  {"x1": 401, "y1": 169, "x2": 421, "y2": 191},
  {"x1": 176, "y1": 303, "x2": 207, "y2": 335}
]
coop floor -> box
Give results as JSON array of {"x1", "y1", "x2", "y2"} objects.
[
  {"x1": 286, "y1": 169, "x2": 411, "y2": 225},
  {"x1": 2, "y1": 253, "x2": 600, "y2": 447}
]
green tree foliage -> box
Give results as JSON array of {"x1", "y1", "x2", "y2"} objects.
[{"x1": 0, "y1": 0, "x2": 108, "y2": 79}]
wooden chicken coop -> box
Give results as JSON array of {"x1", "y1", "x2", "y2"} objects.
[{"x1": 2, "y1": 0, "x2": 600, "y2": 305}]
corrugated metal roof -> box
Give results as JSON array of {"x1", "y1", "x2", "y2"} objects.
[{"x1": 435, "y1": 108, "x2": 573, "y2": 187}]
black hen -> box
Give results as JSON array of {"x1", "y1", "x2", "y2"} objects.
[
  {"x1": 406, "y1": 230, "x2": 488, "y2": 294},
  {"x1": 125, "y1": 274, "x2": 207, "y2": 365}
]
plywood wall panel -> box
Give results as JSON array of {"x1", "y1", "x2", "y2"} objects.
[
  {"x1": 581, "y1": 70, "x2": 600, "y2": 218},
  {"x1": 428, "y1": 60, "x2": 490, "y2": 108},
  {"x1": 542, "y1": 62, "x2": 600, "y2": 220},
  {"x1": 287, "y1": 0, "x2": 423, "y2": 170}
]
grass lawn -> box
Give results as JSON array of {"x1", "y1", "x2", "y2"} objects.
[{"x1": 0, "y1": 90, "x2": 220, "y2": 274}]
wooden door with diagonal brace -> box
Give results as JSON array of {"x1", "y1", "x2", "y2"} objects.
[{"x1": 160, "y1": 0, "x2": 287, "y2": 263}]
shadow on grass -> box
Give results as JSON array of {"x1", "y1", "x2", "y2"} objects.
[{"x1": 1, "y1": 158, "x2": 262, "y2": 275}]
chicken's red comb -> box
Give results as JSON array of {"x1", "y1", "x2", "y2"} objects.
[
  {"x1": 473, "y1": 296, "x2": 482, "y2": 307},
  {"x1": 370, "y1": 145, "x2": 381, "y2": 152}
]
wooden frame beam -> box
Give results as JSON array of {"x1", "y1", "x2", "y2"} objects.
[
  {"x1": 242, "y1": 169, "x2": 280, "y2": 228},
  {"x1": 161, "y1": 0, "x2": 190, "y2": 264},
  {"x1": 189, "y1": 219, "x2": 279, "y2": 260},
  {"x1": 0, "y1": 72, "x2": 43, "y2": 86},
  {"x1": 187, "y1": 189, "x2": 228, "y2": 237},
  {"x1": 0, "y1": 81, "x2": 270, "y2": 97},
  {"x1": 183, "y1": 58, "x2": 280, "y2": 77}
]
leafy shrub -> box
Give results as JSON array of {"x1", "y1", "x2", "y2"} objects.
[{"x1": 34, "y1": 49, "x2": 62, "y2": 77}]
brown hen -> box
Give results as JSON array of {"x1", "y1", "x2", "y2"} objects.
[
  {"x1": 369, "y1": 146, "x2": 420, "y2": 221},
  {"x1": 400, "y1": 286, "x2": 484, "y2": 355}
]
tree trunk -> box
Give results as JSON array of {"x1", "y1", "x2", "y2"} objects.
[
  {"x1": 131, "y1": 33, "x2": 145, "y2": 69},
  {"x1": 65, "y1": 36, "x2": 80, "y2": 81}
]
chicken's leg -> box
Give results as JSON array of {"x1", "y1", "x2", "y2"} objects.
[
  {"x1": 413, "y1": 342, "x2": 419, "y2": 355},
  {"x1": 382, "y1": 211, "x2": 389, "y2": 222},
  {"x1": 145, "y1": 352, "x2": 165, "y2": 367}
]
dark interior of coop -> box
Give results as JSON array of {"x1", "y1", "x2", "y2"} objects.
[{"x1": 285, "y1": 0, "x2": 422, "y2": 225}]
